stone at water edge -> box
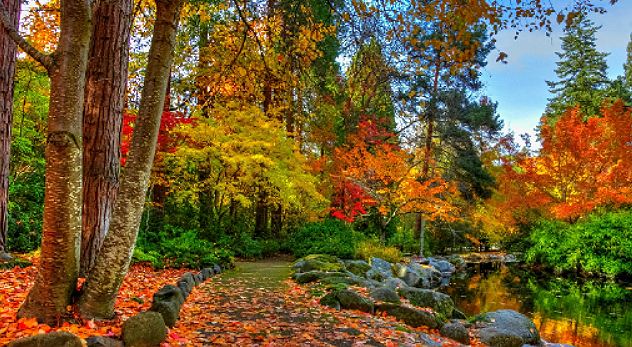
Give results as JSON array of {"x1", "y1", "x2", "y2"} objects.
[
  {"x1": 6, "y1": 331, "x2": 83, "y2": 347},
  {"x1": 86, "y1": 336, "x2": 124, "y2": 347},
  {"x1": 213, "y1": 264, "x2": 221, "y2": 274},
  {"x1": 369, "y1": 287, "x2": 401, "y2": 304},
  {"x1": 122, "y1": 311, "x2": 168, "y2": 347},
  {"x1": 375, "y1": 304, "x2": 440, "y2": 329},
  {"x1": 478, "y1": 328, "x2": 524, "y2": 347},
  {"x1": 439, "y1": 322, "x2": 470, "y2": 345},
  {"x1": 397, "y1": 287, "x2": 455, "y2": 318},
  {"x1": 474, "y1": 309, "x2": 541, "y2": 345},
  {"x1": 150, "y1": 285, "x2": 184, "y2": 327}
]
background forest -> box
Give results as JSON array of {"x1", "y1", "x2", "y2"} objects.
[{"x1": 2, "y1": 0, "x2": 632, "y2": 294}]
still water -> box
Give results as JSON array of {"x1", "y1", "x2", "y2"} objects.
[{"x1": 438, "y1": 262, "x2": 632, "y2": 347}]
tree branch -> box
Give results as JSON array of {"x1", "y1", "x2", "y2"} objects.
[{"x1": 0, "y1": 1, "x2": 53, "y2": 70}]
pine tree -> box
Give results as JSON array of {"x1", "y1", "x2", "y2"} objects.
[{"x1": 545, "y1": 11, "x2": 610, "y2": 122}]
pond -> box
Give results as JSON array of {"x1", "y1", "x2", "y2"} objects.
[{"x1": 438, "y1": 262, "x2": 632, "y2": 347}]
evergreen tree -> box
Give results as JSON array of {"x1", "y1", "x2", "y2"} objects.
[{"x1": 545, "y1": 11, "x2": 610, "y2": 122}]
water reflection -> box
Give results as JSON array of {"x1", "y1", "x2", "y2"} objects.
[{"x1": 439, "y1": 262, "x2": 632, "y2": 347}]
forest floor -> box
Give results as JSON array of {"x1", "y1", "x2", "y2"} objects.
[{"x1": 1, "y1": 257, "x2": 454, "y2": 346}]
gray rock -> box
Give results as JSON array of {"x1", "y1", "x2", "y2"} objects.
[
  {"x1": 369, "y1": 287, "x2": 401, "y2": 304},
  {"x1": 213, "y1": 264, "x2": 221, "y2": 274},
  {"x1": 397, "y1": 287, "x2": 455, "y2": 318},
  {"x1": 201, "y1": 267, "x2": 213, "y2": 280},
  {"x1": 337, "y1": 289, "x2": 374, "y2": 314},
  {"x1": 86, "y1": 336, "x2": 124, "y2": 347},
  {"x1": 370, "y1": 257, "x2": 393, "y2": 273},
  {"x1": 382, "y1": 277, "x2": 408, "y2": 290},
  {"x1": 375, "y1": 304, "x2": 439, "y2": 329},
  {"x1": 345, "y1": 260, "x2": 372, "y2": 277},
  {"x1": 475, "y1": 310, "x2": 541, "y2": 345},
  {"x1": 149, "y1": 285, "x2": 183, "y2": 327},
  {"x1": 122, "y1": 311, "x2": 168, "y2": 347},
  {"x1": 439, "y1": 323, "x2": 470, "y2": 344},
  {"x1": 479, "y1": 328, "x2": 524, "y2": 347},
  {"x1": 6, "y1": 332, "x2": 82, "y2": 347}
]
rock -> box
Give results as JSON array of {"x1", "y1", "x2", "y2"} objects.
[
  {"x1": 345, "y1": 260, "x2": 372, "y2": 277},
  {"x1": 337, "y1": 289, "x2": 374, "y2": 314},
  {"x1": 407, "y1": 262, "x2": 442, "y2": 288},
  {"x1": 180, "y1": 272, "x2": 196, "y2": 289},
  {"x1": 6, "y1": 332, "x2": 82, "y2": 347},
  {"x1": 439, "y1": 323, "x2": 470, "y2": 344},
  {"x1": 86, "y1": 336, "x2": 124, "y2": 347},
  {"x1": 213, "y1": 264, "x2": 221, "y2": 274},
  {"x1": 149, "y1": 285, "x2": 183, "y2": 327},
  {"x1": 375, "y1": 304, "x2": 439, "y2": 329},
  {"x1": 0, "y1": 252, "x2": 14, "y2": 262},
  {"x1": 201, "y1": 268, "x2": 214, "y2": 280},
  {"x1": 452, "y1": 308, "x2": 467, "y2": 320},
  {"x1": 122, "y1": 311, "x2": 168, "y2": 347},
  {"x1": 177, "y1": 280, "x2": 191, "y2": 297},
  {"x1": 369, "y1": 288, "x2": 401, "y2": 304},
  {"x1": 479, "y1": 328, "x2": 524, "y2": 347},
  {"x1": 370, "y1": 257, "x2": 393, "y2": 273},
  {"x1": 382, "y1": 277, "x2": 408, "y2": 290},
  {"x1": 475, "y1": 310, "x2": 541, "y2": 345},
  {"x1": 397, "y1": 287, "x2": 455, "y2": 318}
]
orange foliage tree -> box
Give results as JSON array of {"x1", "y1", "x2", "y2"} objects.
[
  {"x1": 331, "y1": 117, "x2": 459, "y2": 243},
  {"x1": 499, "y1": 101, "x2": 632, "y2": 223}
]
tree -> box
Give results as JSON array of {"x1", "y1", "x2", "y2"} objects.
[
  {"x1": 545, "y1": 10, "x2": 611, "y2": 123},
  {"x1": 80, "y1": 0, "x2": 133, "y2": 276},
  {"x1": 0, "y1": 0, "x2": 20, "y2": 259}
]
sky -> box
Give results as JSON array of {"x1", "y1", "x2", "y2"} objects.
[{"x1": 481, "y1": 1, "x2": 632, "y2": 147}]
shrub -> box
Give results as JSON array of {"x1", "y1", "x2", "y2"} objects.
[
  {"x1": 356, "y1": 239, "x2": 402, "y2": 263},
  {"x1": 527, "y1": 210, "x2": 632, "y2": 277},
  {"x1": 290, "y1": 219, "x2": 358, "y2": 259}
]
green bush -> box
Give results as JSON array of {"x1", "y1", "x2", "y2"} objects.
[
  {"x1": 355, "y1": 238, "x2": 402, "y2": 263},
  {"x1": 527, "y1": 210, "x2": 632, "y2": 277},
  {"x1": 289, "y1": 219, "x2": 358, "y2": 259}
]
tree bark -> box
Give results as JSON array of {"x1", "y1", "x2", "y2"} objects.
[
  {"x1": 80, "y1": 0, "x2": 133, "y2": 277},
  {"x1": 12, "y1": 0, "x2": 92, "y2": 325},
  {"x1": 0, "y1": 0, "x2": 20, "y2": 255},
  {"x1": 78, "y1": 0, "x2": 184, "y2": 318}
]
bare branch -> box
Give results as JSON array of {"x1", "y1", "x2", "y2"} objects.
[{"x1": 0, "y1": 1, "x2": 53, "y2": 69}]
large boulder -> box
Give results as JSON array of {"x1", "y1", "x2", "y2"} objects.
[
  {"x1": 344, "y1": 260, "x2": 372, "y2": 277},
  {"x1": 397, "y1": 287, "x2": 454, "y2": 318},
  {"x1": 337, "y1": 289, "x2": 375, "y2": 314},
  {"x1": 382, "y1": 277, "x2": 408, "y2": 290},
  {"x1": 122, "y1": 311, "x2": 168, "y2": 347},
  {"x1": 375, "y1": 304, "x2": 439, "y2": 329},
  {"x1": 474, "y1": 310, "x2": 540, "y2": 345},
  {"x1": 6, "y1": 332, "x2": 82, "y2": 347},
  {"x1": 407, "y1": 262, "x2": 442, "y2": 288},
  {"x1": 478, "y1": 328, "x2": 525, "y2": 347},
  {"x1": 86, "y1": 336, "x2": 124, "y2": 347},
  {"x1": 439, "y1": 323, "x2": 470, "y2": 344},
  {"x1": 369, "y1": 287, "x2": 401, "y2": 304},
  {"x1": 149, "y1": 285, "x2": 184, "y2": 327}
]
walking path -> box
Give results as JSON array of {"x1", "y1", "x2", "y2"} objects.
[{"x1": 169, "y1": 260, "x2": 449, "y2": 346}]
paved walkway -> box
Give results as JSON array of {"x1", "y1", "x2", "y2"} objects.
[{"x1": 170, "y1": 260, "x2": 447, "y2": 346}]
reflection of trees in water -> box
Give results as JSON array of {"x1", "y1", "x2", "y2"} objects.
[{"x1": 441, "y1": 263, "x2": 632, "y2": 347}]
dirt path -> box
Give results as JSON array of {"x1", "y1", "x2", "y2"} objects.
[{"x1": 170, "y1": 260, "x2": 448, "y2": 346}]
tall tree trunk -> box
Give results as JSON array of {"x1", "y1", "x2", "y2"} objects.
[
  {"x1": 78, "y1": 0, "x2": 184, "y2": 318},
  {"x1": 4, "y1": 0, "x2": 92, "y2": 324},
  {"x1": 80, "y1": 0, "x2": 133, "y2": 277},
  {"x1": 0, "y1": 0, "x2": 20, "y2": 258}
]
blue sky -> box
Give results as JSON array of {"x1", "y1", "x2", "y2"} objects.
[{"x1": 481, "y1": 1, "x2": 632, "y2": 147}]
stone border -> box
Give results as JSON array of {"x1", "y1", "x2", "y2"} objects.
[{"x1": 5, "y1": 264, "x2": 225, "y2": 347}]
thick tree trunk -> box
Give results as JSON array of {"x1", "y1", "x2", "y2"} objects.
[
  {"x1": 78, "y1": 0, "x2": 184, "y2": 318},
  {"x1": 0, "y1": 0, "x2": 20, "y2": 256},
  {"x1": 80, "y1": 0, "x2": 133, "y2": 277},
  {"x1": 14, "y1": 0, "x2": 92, "y2": 325}
]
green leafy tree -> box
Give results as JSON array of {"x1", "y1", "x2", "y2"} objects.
[{"x1": 545, "y1": 11, "x2": 611, "y2": 122}]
